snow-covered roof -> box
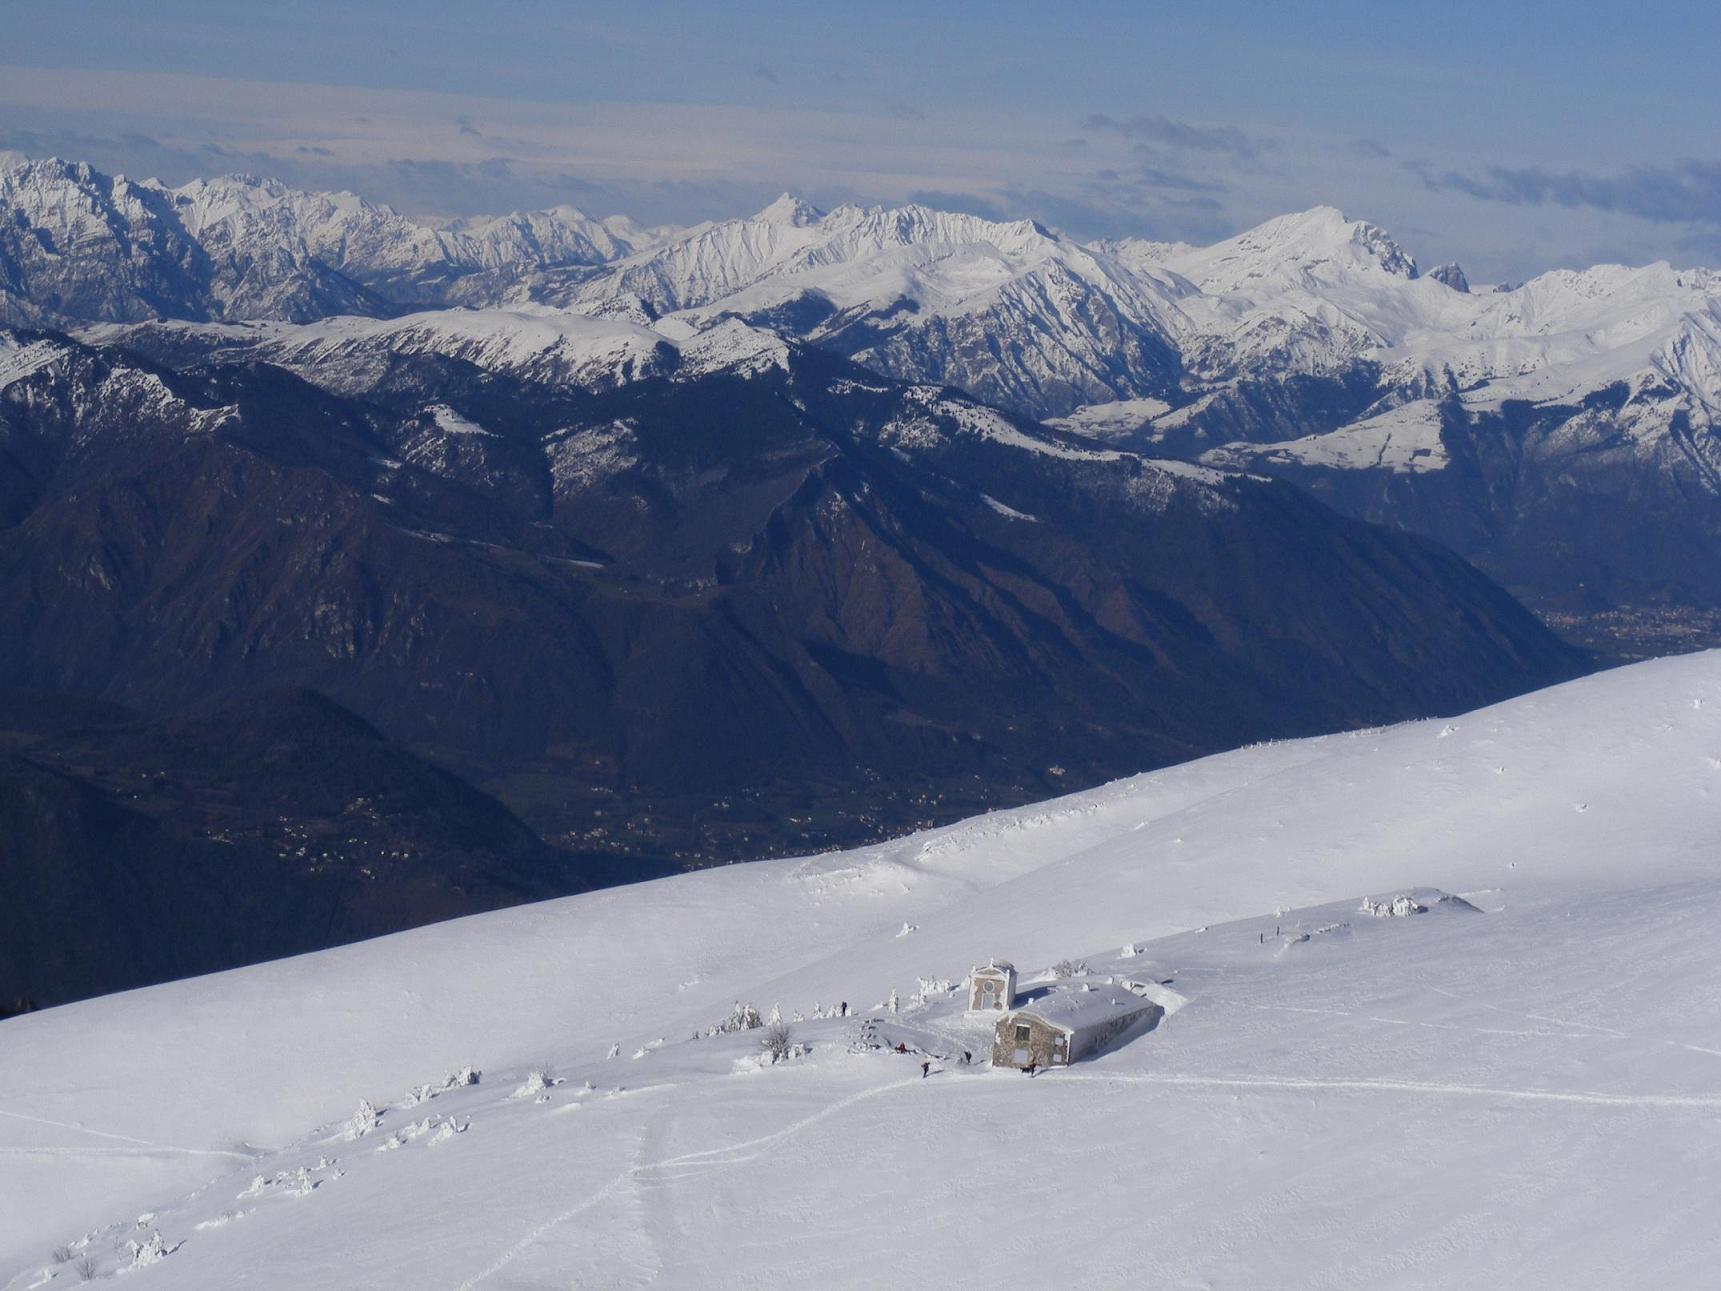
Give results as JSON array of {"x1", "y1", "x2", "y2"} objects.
[
  {"x1": 1007, "y1": 983, "x2": 1155, "y2": 1034},
  {"x1": 972, "y1": 960, "x2": 1015, "y2": 975}
]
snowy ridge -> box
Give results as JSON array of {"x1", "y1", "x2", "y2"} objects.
[
  {"x1": 251, "y1": 306, "x2": 679, "y2": 392},
  {"x1": 6, "y1": 653, "x2": 1721, "y2": 1285}
]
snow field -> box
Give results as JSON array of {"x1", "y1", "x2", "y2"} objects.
[{"x1": 4, "y1": 651, "x2": 1721, "y2": 1285}]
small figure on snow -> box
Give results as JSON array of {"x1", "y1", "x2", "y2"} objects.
[
  {"x1": 962, "y1": 1050, "x2": 972, "y2": 1065},
  {"x1": 839, "y1": 1001, "x2": 848, "y2": 1017},
  {"x1": 896, "y1": 1041, "x2": 909, "y2": 1054},
  {"x1": 921, "y1": 1061, "x2": 930, "y2": 1079},
  {"x1": 1024, "y1": 1061, "x2": 1038, "y2": 1078}
]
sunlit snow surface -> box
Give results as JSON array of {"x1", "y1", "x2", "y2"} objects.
[{"x1": 5, "y1": 653, "x2": 1721, "y2": 1286}]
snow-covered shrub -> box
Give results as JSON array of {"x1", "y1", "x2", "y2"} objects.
[
  {"x1": 427, "y1": 1116, "x2": 468, "y2": 1146},
  {"x1": 402, "y1": 1067, "x2": 482, "y2": 1107},
  {"x1": 377, "y1": 1116, "x2": 435, "y2": 1151},
  {"x1": 73, "y1": 1254, "x2": 97, "y2": 1282},
  {"x1": 1360, "y1": 895, "x2": 1425, "y2": 918},
  {"x1": 1050, "y1": 958, "x2": 1089, "y2": 978},
  {"x1": 707, "y1": 1001, "x2": 765, "y2": 1036},
  {"x1": 344, "y1": 1098, "x2": 380, "y2": 1140},
  {"x1": 50, "y1": 1245, "x2": 73, "y2": 1264},
  {"x1": 512, "y1": 1068, "x2": 559, "y2": 1100},
  {"x1": 127, "y1": 1230, "x2": 176, "y2": 1268},
  {"x1": 913, "y1": 977, "x2": 955, "y2": 1005},
  {"x1": 760, "y1": 1020, "x2": 795, "y2": 1062}
]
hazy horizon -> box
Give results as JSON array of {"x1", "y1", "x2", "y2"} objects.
[{"x1": 4, "y1": 1, "x2": 1720, "y2": 283}]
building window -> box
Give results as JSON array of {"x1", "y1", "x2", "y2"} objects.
[{"x1": 1015, "y1": 1024, "x2": 1031, "y2": 1042}]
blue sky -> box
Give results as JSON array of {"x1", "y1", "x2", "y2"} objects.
[{"x1": 2, "y1": 0, "x2": 1718, "y2": 279}]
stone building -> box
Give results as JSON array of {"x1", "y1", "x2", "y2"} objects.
[{"x1": 992, "y1": 983, "x2": 1161, "y2": 1069}]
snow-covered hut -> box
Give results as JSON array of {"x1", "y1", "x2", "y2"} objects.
[
  {"x1": 968, "y1": 960, "x2": 1017, "y2": 1012},
  {"x1": 992, "y1": 983, "x2": 1160, "y2": 1069}
]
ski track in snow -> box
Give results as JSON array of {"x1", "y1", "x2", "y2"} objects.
[
  {"x1": 0, "y1": 1108, "x2": 256, "y2": 1160},
  {"x1": 1032, "y1": 1071, "x2": 1721, "y2": 1111},
  {"x1": 452, "y1": 1074, "x2": 926, "y2": 1290},
  {"x1": 1423, "y1": 984, "x2": 1721, "y2": 1058},
  {"x1": 455, "y1": 1052, "x2": 1720, "y2": 1289}
]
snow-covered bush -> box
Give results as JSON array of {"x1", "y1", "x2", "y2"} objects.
[
  {"x1": 403, "y1": 1067, "x2": 482, "y2": 1107},
  {"x1": 402, "y1": 1083, "x2": 435, "y2": 1108},
  {"x1": 760, "y1": 1020, "x2": 796, "y2": 1062},
  {"x1": 73, "y1": 1254, "x2": 97, "y2": 1282},
  {"x1": 50, "y1": 1245, "x2": 73, "y2": 1265},
  {"x1": 1360, "y1": 895, "x2": 1425, "y2": 918},
  {"x1": 377, "y1": 1116, "x2": 434, "y2": 1151},
  {"x1": 512, "y1": 1068, "x2": 556, "y2": 1100},
  {"x1": 127, "y1": 1230, "x2": 176, "y2": 1268},
  {"x1": 706, "y1": 1001, "x2": 764, "y2": 1036},
  {"x1": 427, "y1": 1116, "x2": 468, "y2": 1146},
  {"x1": 344, "y1": 1098, "x2": 380, "y2": 1140},
  {"x1": 913, "y1": 977, "x2": 955, "y2": 1006},
  {"x1": 1050, "y1": 958, "x2": 1089, "y2": 978}
]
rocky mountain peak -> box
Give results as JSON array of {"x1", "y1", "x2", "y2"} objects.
[{"x1": 753, "y1": 192, "x2": 825, "y2": 227}]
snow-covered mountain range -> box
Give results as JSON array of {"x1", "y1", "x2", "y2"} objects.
[
  {"x1": 10, "y1": 155, "x2": 1720, "y2": 639},
  {"x1": 0, "y1": 158, "x2": 667, "y2": 326},
  {"x1": 5, "y1": 650, "x2": 1720, "y2": 1286}
]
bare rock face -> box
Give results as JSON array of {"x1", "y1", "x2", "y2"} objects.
[{"x1": 1426, "y1": 262, "x2": 1470, "y2": 292}]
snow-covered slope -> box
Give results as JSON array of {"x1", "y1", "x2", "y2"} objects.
[{"x1": 5, "y1": 652, "x2": 1721, "y2": 1286}]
